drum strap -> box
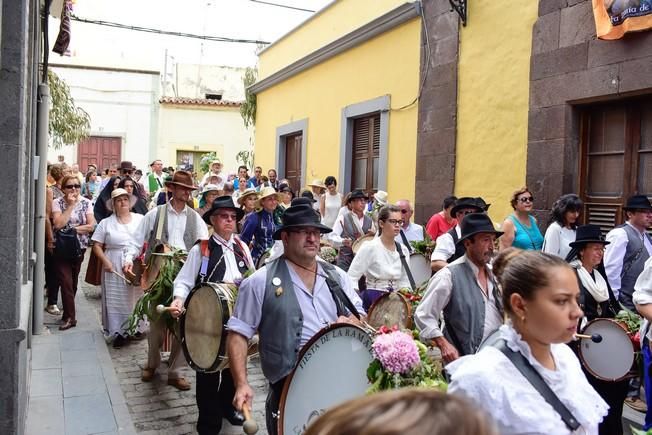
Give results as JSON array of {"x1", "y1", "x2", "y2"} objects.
[
  {"x1": 320, "y1": 263, "x2": 362, "y2": 320},
  {"x1": 395, "y1": 242, "x2": 416, "y2": 291},
  {"x1": 399, "y1": 230, "x2": 413, "y2": 253},
  {"x1": 493, "y1": 339, "x2": 580, "y2": 431}
]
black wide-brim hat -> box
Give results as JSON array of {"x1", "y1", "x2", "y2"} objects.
[
  {"x1": 346, "y1": 189, "x2": 368, "y2": 203},
  {"x1": 202, "y1": 195, "x2": 244, "y2": 224},
  {"x1": 569, "y1": 224, "x2": 610, "y2": 248},
  {"x1": 273, "y1": 204, "x2": 332, "y2": 240},
  {"x1": 451, "y1": 197, "x2": 484, "y2": 217},
  {"x1": 623, "y1": 194, "x2": 652, "y2": 211},
  {"x1": 457, "y1": 213, "x2": 504, "y2": 244}
]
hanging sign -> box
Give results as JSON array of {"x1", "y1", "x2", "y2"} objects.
[{"x1": 593, "y1": 0, "x2": 652, "y2": 39}]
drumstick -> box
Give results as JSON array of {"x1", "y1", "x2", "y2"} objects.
[
  {"x1": 574, "y1": 333, "x2": 603, "y2": 343},
  {"x1": 242, "y1": 405, "x2": 258, "y2": 434},
  {"x1": 155, "y1": 304, "x2": 185, "y2": 315},
  {"x1": 111, "y1": 270, "x2": 130, "y2": 284}
]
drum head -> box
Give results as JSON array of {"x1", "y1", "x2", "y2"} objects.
[
  {"x1": 409, "y1": 253, "x2": 431, "y2": 287},
  {"x1": 367, "y1": 292, "x2": 412, "y2": 330},
  {"x1": 180, "y1": 283, "x2": 233, "y2": 372},
  {"x1": 279, "y1": 324, "x2": 373, "y2": 435},
  {"x1": 352, "y1": 235, "x2": 374, "y2": 255},
  {"x1": 579, "y1": 318, "x2": 634, "y2": 381}
]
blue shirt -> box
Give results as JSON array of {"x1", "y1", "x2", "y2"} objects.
[
  {"x1": 509, "y1": 214, "x2": 544, "y2": 251},
  {"x1": 234, "y1": 178, "x2": 256, "y2": 190},
  {"x1": 227, "y1": 259, "x2": 365, "y2": 346},
  {"x1": 240, "y1": 209, "x2": 278, "y2": 262}
]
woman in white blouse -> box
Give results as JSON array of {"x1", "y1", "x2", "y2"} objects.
[
  {"x1": 542, "y1": 194, "x2": 582, "y2": 258},
  {"x1": 447, "y1": 249, "x2": 608, "y2": 435},
  {"x1": 320, "y1": 176, "x2": 343, "y2": 228},
  {"x1": 348, "y1": 205, "x2": 410, "y2": 310}
]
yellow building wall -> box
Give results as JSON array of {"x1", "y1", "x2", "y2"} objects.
[
  {"x1": 455, "y1": 0, "x2": 538, "y2": 222},
  {"x1": 255, "y1": 18, "x2": 421, "y2": 204},
  {"x1": 259, "y1": 0, "x2": 413, "y2": 79}
]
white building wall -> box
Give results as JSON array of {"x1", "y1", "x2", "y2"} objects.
[
  {"x1": 158, "y1": 104, "x2": 253, "y2": 175},
  {"x1": 48, "y1": 66, "x2": 160, "y2": 171}
]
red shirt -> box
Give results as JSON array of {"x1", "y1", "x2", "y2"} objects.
[{"x1": 426, "y1": 211, "x2": 457, "y2": 241}]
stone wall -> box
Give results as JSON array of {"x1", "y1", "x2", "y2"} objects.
[
  {"x1": 528, "y1": 0, "x2": 652, "y2": 219},
  {"x1": 414, "y1": 0, "x2": 459, "y2": 223}
]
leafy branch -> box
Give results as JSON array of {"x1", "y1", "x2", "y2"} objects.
[
  {"x1": 240, "y1": 67, "x2": 257, "y2": 128},
  {"x1": 48, "y1": 70, "x2": 91, "y2": 149}
]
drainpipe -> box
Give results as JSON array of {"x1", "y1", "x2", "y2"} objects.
[{"x1": 33, "y1": 83, "x2": 49, "y2": 334}]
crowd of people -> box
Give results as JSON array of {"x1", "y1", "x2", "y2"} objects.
[{"x1": 42, "y1": 156, "x2": 652, "y2": 434}]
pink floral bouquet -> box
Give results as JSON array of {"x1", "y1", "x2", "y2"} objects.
[{"x1": 367, "y1": 326, "x2": 447, "y2": 393}]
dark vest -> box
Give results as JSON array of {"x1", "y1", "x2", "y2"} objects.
[
  {"x1": 336, "y1": 212, "x2": 373, "y2": 271},
  {"x1": 146, "y1": 204, "x2": 199, "y2": 261},
  {"x1": 446, "y1": 227, "x2": 466, "y2": 263},
  {"x1": 195, "y1": 237, "x2": 249, "y2": 285},
  {"x1": 443, "y1": 257, "x2": 503, "y2": 356},
  {"x1": 257, "y1": 258, "x2": 349, "y2": 384},
  {"x1": 619, "y1": 223, "x2": 652, "y2": 311}
]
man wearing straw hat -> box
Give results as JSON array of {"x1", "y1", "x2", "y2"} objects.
[
  {"x1": 240, "y1": 186, "x2": 283, "y2": 264},
  {"x1": 124, "y1": 170, "x2": 209, "y2": 391},
  {"x1": 200, "y1": 159, "x2": 224, "y2": 190}
]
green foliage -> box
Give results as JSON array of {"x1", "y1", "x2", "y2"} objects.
[
  {"x1": 240, "y1": 67, "x2": 257, "y2": 128},
  {"x1": 199, "y1": 151, "x2": 219, "y2": 174},
  {"x1": 236, "y1": 150, "x2": 255, "y2": 171},
  {"x1": 48, "y1": 70, "x2": 91, "y2": 149}
]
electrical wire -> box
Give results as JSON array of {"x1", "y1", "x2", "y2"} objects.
[
  {"x1": 69, "y1": 14, "x2": 271, "y2": 45},
  {"x1": 249, "y1": 0, "x2": 315, "y2": 13}
]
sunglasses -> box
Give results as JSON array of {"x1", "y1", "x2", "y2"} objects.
[
  {"x1": 519, "y1": 196, "x2": 534, "y2": 203},
  {"x1": 400, "y1": 209, "x2": 410, "y2": 214},
  {"x1": 64, "y1": 184, "x2": 81, "y2": 189},
  {"x1": 216, "y1": 213, "x2": 237, "y2": 221}
]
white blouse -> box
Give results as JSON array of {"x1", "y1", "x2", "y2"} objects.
[
  {"x1": 542, "y1": 221, "x2": 576, "y2": 259},
  {"x1": 447, "y1": 324, "x2": 608, "y2": 435},
  {"x1": 347, "y1": 236, "x2": 411, "y2": 291}
]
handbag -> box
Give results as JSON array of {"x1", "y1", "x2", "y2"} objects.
[
  {"x1": 55, "y1": 225, "x2": 82, "y2": 259},
  {"x1": 84, "y1": 245, "x2": 103, "y2": 285}
]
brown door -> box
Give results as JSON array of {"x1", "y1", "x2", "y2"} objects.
[
  {"x1": 351, "y1": 113, "x2": 380, "y2": 196},
  {"x1": 77, "y1": 136, "x2": 122, "y2": 172},
  {"x1": 579, "y1": 98, "x2": 652, "y2": 234},
  {"x1": 285, "y1": 134, "x2": 302, "y2": 193}
]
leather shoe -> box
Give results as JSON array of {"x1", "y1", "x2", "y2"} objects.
[
  {"x1": 59, "y1": 319, "x2": 77, "y2": 331},
  {"x1": 224, "y1": 408, "x2": 245, "y2": 426},
  {"x1": 141, "y1": 367, "x2": 156, "y2": 382},
  {"x1": 167, "y1": 377, "x2": 191, "y2": 391}
]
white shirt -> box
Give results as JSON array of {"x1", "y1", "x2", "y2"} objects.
[
  {"x1": 124, "y1": 203, "x2": 209, "y2": 263},
  {"x1": 542, "y1": 221, "x2": 576, "y2": 259},
  {"x1": 414, "y1": 256, "x2": 502, "y2": 342},
  {"x1": 327, "y1": 211, "x2": 374, "y2": 248},
  {"x1": 633, "y1": 256, "x2": 652, "y2": 342},
  {"x1": 447, "y1": 324, "x2": 608, "y2": 435},
  {"x1": 430, "y1": 225, "x2": 460, "y2": 262},
  {"x1": 347, "y1": 237, "x2": 411, "y2": 291},
  {"x1": 604, "y1": 222, "x2": 652, "y2": 297},
  {"x1": 395, "y1": 222, "x2": 424, "y2": 251},
  {"x1": 200, "y1": 171, "x2": 225, "y2": 190},
  {"x1": 173, "y1": 233, "x2": 253, "y2": 301},
  {"x1": 322, "y1": 192, "x2": 343, "y2": 228}
]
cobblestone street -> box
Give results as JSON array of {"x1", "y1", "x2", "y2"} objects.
[{"x1": 80, "y1": 261, "x2": 269, "y2": 435}]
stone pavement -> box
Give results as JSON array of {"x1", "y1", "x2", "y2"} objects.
[{"x1": 27, "y1": 255, "x2": 269, "y2": 435}]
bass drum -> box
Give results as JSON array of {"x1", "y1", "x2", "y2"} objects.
[
  {"x1": 352, "y1": 235, "x2": 374, "y2": 255},
  {"x1": 578, "y1": 318, "x2": 635, "y2": 382},
  {"x1": 278, "y1": 324, "x2": 374, "y2": 435},
  {"x1": 409, "y1": 252, "x2": 431, "y2": 287},
  {"x1": 367, "y1": 291, "x2": 412, "y2": 330}
]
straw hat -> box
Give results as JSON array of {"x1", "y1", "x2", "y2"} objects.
[
  {"x1": 307, "y1": 178, "x2": 326, "y2": 189},
  {"x1": 237, "y1": 188, "x2": 259, "y2": 206},
  {"x1": 255, "y1": 186, "x2": 282, "y2": 209},
  {"x1": 106, "y1": 188, "x2": 137, "y2": 211},
  {"x1": 374, "y1": 190, "x2": 388, "y2": 206}
]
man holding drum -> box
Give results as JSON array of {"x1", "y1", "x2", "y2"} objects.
[
  {"x1": 124, "y1": 170, "x2": 208, "y2": 391},
  {"x1": 415, "y1": 213, "x2": 504, "y2": 363},
  {"x1": 226, "y1": 204, "x2": 365, "y2": 435},
  {"x1": 169, "y1": 196, "x2": 254, "y2": 434}
]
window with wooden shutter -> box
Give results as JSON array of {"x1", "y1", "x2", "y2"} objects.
[
  {"x1": 579, "y1": 97, "x2": 652, "y2": 234},
  {"x1": 351, "y1": 113, "x2": 380, "y2": 194}
]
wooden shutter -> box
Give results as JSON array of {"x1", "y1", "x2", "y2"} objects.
[
  {"x1": 351, "y1": 113, "x2": 380, "y2": 193},
  {"x1": 285, "y1": 133, "x2": 302, "y2": 193}
]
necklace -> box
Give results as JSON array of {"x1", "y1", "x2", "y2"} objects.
[{"x1": 285, "y1": 257, "x2": 328, "y2": 279}]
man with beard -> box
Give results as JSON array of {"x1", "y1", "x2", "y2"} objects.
[{"x1": 415, "y1": 213, "x2": 504, "y2": 363}]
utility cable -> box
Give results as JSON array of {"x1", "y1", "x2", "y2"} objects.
[{"x1": 249, "y1": 0, "x2": 315, "y2": 13}]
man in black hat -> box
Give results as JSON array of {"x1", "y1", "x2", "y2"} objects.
[
  {"x1": 328, "y1": 189, "x2": 376, "y2": 271},
  {"x1": 415, "y1": 213, "x2": 504, "y2": 363},
  {"x1": 226, "y1": 204, "x2": 365, "y2": 435},
  {"x1": 169, "y1": 196, "x2": 254, "y2": 434},
  {"x1": 430, "y1": 197, "x2": 484, "y2": 273},
  {"x1": 604, "y1": 194, "x2": 652, "y2": 311}
]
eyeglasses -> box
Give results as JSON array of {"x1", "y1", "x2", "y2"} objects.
[
  {"x1": 400, "y1": 209, "x2": 410, "y2": 214},
  {"x1": 519, "y1": 196, "x2": 534, "y2": 203},
  {"x1": 290, "y1": 229, "x2": 321, "y2": 238},
  {"x1": 386, "y1": 219, "x2": 404, "y2": 226},
  {"x1": 64, "y1": 184, "x2": 81, "y2": 189},
  {"x1": 215, "y1": 213, "x2": 237, "y2": 221}
]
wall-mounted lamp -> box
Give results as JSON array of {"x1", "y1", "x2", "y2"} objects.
[{"x1": 449, "y1": 0, "x2": 467, "y2": 26}]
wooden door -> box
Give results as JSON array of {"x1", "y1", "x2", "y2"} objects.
[
  {"x1": 579, "y1": 98, "x2": 652, "y2": 234},
  {"x1": 285, "y1": 133, "x2": 302, "y2": 193},
  {"x1": 77, "y1": 136, "x2": 121, "y2": 172},
  {"x1": 351, "y1": 113, "x2": 380, "y2": 195}
]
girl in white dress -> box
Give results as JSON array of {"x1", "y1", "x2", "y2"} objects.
[
  {"x1": 542, "y1": 194, "x2": 583, "y2": 259},
  {"x1": 447, "y1": 249, "x2": 608, "y2": 435},
  {"x1": 91, "y1": 188, "x2": 146, "y2": 347},
  {"x1": 320, "y1": 176, "x2": 343, "y2": 228}
]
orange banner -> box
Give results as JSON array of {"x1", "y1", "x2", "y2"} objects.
[{"x1": 593, "y1": 0, "x2": 652, "y2": 40}]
